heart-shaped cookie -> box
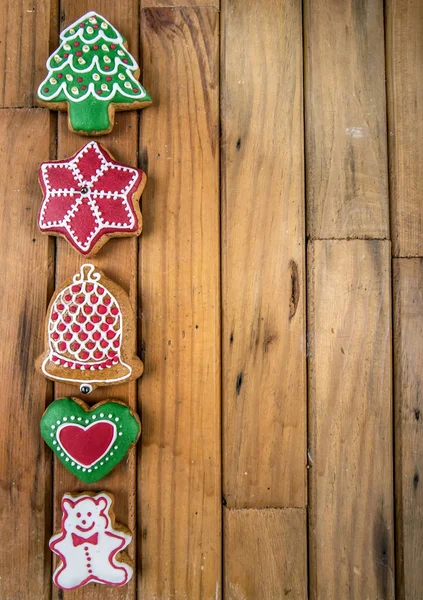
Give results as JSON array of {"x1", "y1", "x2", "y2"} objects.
[{"x1": 40, "y1": 397, "x2": 140, "y2": 483}]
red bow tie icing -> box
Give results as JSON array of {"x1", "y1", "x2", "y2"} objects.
[
  {"x1": 72, "y1": 532, "x2": 98, "y2": 547},
  {"x1": 50, "y1": 492, "x2": 133, "y2": 590},
  {"x1": 38, "y1": 141, "x2": 145, "y2": 256}
]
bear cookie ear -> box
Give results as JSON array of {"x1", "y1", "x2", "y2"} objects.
[
  {"x1": 50, "y1": 491, "x2": 134, "y2": 590},
  {"x1": 61, "y1": 496, "x2": 75, "y2": 513},
  {"x1": 96, "y1": 495, "x2": 109, "y2": 512}
]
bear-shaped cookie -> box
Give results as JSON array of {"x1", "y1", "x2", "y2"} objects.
[{"x1": 50, "y1": 491, "x2": 133, "y2": 589}]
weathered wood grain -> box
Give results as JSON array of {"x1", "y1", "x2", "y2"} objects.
[
  {"x1": 221, "y1": 0, "x2": 306, "y2": 509},
  {"x1": 304, "y1": 0, "x2": 389, "y2": 240},
  {"x1": 393, "y1": 259, "x2": 423, "y2": 599},
  {"x1": 224, "y1": 508, "x2": 307, "y2": 600},
  {"x1": 386, "y1": 0, "x2": 423, "y2": 257},
  {"x1": 142, "y1": 0, "x2": 219, "y2": 7},
  {"x1": 0, "y1": 109, "x2": 53, "y2": 599},
  {"x1": 308, "y1": 240, "x2": 395, "y2": 599},
  {"x1": 139, "y1": 7, "x2": 221, "y2": 599},
  {"x1": 50, "y1": 4, "x2": 141, "y2": 600},
  {"x1": 0, "y1": 1, "x2": 55, "y2": 107}
]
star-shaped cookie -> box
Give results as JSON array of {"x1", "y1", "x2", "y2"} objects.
[{"x1": 38, "y1": 141, "x2": 145, "y2": 255}]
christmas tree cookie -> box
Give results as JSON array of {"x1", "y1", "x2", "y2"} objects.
[
  {"x1": 40, "y1": 397, "x2": 140, "y2": 483},
  {"x1": 37, "y1": 11, "x2": 151, "y2": 135},
  {"x1": 38, "y1": 141, "x2": 146, "y2": 256},
  {"x1": 50, "y1": 492, "x2": 133, "y2": 589},
  {"x1": 36, "y1": 263, "x2": 143, "y2": 393}
]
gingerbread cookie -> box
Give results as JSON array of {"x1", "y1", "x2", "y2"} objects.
[
  {"x1": 37, "y1": 11, "x2": 151, "y2": 135},
  {"x1": 40, "y1": 397, "x2": 140, "y2": 482},
  {"x1": 38, "y1": 141, "x2": 146, "y2": 256},
  {"x1": 36, "y1": 263, "x2": 143, "y2": 393},
  {"x1": 50, "y1": 492, "x2": 133, "y2": 589}
]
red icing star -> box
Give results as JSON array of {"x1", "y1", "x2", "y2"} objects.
[{"x1": 38, "y1": 142, "x2": 145, "y2": 255}]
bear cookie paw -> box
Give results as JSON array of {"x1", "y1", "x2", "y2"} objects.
[{"x1": 50, "y1": 491, "x2": 133, "y2": 590}]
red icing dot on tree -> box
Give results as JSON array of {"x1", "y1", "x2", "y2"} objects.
[
  {"x1": 106, "y1": 76, "x2": 112, "y2": 81},
  {"x1": 37, "y1": 11, "x2": 152, "y2": 135}
]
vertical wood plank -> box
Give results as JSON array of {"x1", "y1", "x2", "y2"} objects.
[
  {"x1": 393, "y1": 259, "x2": 423, "y2": 599},
  {"x1": 224, "y1": 508, "x2": 307, "y2": 600},
  {"x1": 0, "y1": 109, "x2": 53, "y2": 599},
  {"x1": 51, "y1": 4, "x2": 140, "y2": 599},
  {"x1": 308, "y1": 240, "x2": 394, "y2": 599},
  {"x1": 386, "y1": 0, "x2": 423, "y2": 257},
  {"x1": 139, "y1": 7, "x2": 221, "y2": 599},
  {"x1": 0, "y1": 1, "x2": 55, "y2": 107},
  {"x1": 304, "y1": 0, "x2": 389, "y2": 239},
  {"x1": 221, "y1": 0, "x2": 306, "y2": 509}
]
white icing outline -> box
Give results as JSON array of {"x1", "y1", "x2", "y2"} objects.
[
  {"x1": 42, "y1": 264, "x2": 133, "y2": 385},
  {"x1": 56, "y1": 420, "x2": 117, "y2": 468},
  {"x1": 37, "y1": 11, "x2": 148, "y2": 103},
  {"x1": 50, "y1": 492, "x2": 133, "y2": 589},
  {"x1": 60, "y1": 12, "x2": 122, "y2": 45},
  {"x1": 38, "y1": 141, "x2": 140, "y2": 254}
]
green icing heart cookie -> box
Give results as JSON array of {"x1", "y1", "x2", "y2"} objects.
[{"x1": 40, "y1": 397, "x2": 140, "y2": 483}]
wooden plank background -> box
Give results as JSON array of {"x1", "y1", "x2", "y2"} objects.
[{"x1": 0, "y1": 0, "x2": 422, "y2": 598}]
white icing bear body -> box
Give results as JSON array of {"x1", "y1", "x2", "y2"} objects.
[{"x1": 50, "y1": 492, "x2": 133, "y2": 590}]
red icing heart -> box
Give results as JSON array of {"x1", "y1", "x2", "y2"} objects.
[{"x1": 58, "y1": 421, "x2": 115, "y2": 467}]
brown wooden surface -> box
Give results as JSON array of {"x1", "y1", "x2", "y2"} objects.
[
  {"x1": 221, "y1": 0, "x2": 306, "y2": 510},
  {"x1": 224, "y1": 508, "x2": 307, "y2": 600},
  {"x1": 141, "y1": 0, "x2": 219, "y2": 7},
  {"x1": 304, "y1": 0, "x2": 389, "y2": 240},
  {"x1": 393, "y1": 259, "x2": 423, "y2": 599},
  {"x1": 138, "y1": 7, "x2": 221, "y2": 599},
  {"x1": 387, "y1": 0, "x2": 423, "y2": 257},
  {"x1": 0, "y1": 1, "x2": 56, "y2": 108},
  {"x1": 308, "y1": 240, "x2": 395, "y2": 599},
  {"x1": 0, "y1": 1, "x2": 422, "y2": 599},
  {"x1": 0, "y1": 109, "x2": 53, "y2": 598}
]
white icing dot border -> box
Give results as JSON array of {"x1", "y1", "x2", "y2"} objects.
[
  {"x1": 54, "y1": 419, "x2": 118, "y2": 468},
  {"x1": 38, "y1": 141, "x2": 140, "y2": 254}
]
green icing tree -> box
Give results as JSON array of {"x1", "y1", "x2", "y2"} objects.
[{"x1": 37, "y1": 11, "x2": 151, "y2": 134}]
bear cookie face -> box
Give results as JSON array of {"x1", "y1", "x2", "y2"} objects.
[{"x1": 50, "y1": 492, "x2": 133, "y2": 590}]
